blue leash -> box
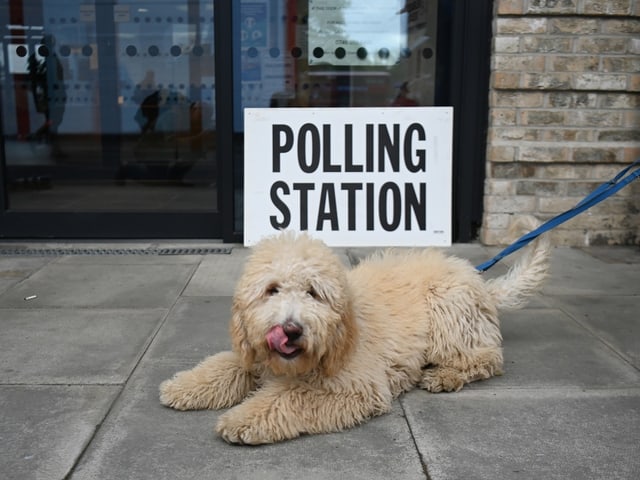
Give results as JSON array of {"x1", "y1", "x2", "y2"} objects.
[{"x1": 476, "y1": 159, "x2": 640, "y2": 272}]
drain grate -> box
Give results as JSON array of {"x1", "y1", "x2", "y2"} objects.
[{"x1": 0, "y1": 246, "x2": 232, "y2": 256}]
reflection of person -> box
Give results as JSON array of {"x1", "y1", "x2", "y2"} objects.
[
  {"x1": 132, "y1": 70, "x2": 158, "y2": 133},
  {"x1": 27, "y1": 34, "x2": 66, "y2": 157},
  {"x1": 135, "y1": 90, "x2": 161, "y2": 134},
  {"x1": 391, "y1": 81, "x2": 418, "y2": 107},
  {"x1": 123, "y1": 87, "x2": 213, "y2": 183}
]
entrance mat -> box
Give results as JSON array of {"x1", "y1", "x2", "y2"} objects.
[{"x1": 0, "y1": 246, "x2": 232, "y2": 256}]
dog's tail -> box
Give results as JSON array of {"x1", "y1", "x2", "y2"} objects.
[{"x1": 485, "y1": 216, "x2": 551, "y2": 310}]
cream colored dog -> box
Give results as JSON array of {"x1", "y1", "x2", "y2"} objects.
[{"x1": 160, "y1": 218, "x2": 549, "y2": 444}]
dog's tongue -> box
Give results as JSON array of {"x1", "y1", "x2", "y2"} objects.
[{"x1": 266, "y1": 325, "x2": 297, "y2": 355}]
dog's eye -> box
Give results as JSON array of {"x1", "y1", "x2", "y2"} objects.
[
  {"x1": 307, "y1": 287, "x2": 319, "y2": 300},
  {"x1": 267, "y1": 285, "x2": 279, "y2": 296}
]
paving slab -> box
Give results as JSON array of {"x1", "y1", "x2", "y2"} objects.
[
  {"x1": 541, "y1": 247, "x2": 639, "y2": 296},
  {"x1": 0, "y1": 263, "x2": 195, "y2": 309},
  {"x1": 0, "y1": 256, "x2": 54, "y2": 295},
  {"x1": 554, "y1": 295, "x2": 640, "y2": 369},
  {"x1": 402, "y1": 388, "x2": 640, "y2": 480},
  {"x1": 474, "y1": 308, "x2": 640, "y2": 390},
  {"x1": 0, "y1": 385, "x2": 119, "y2": 480},
  {"x1": 0, "y1": 308, "x2": 167, "y2": 384},
  {"x1": 71, "y1": 363, "x2": 426, "y2": 480},
  {"x1": 183, "y1": 249, "x2": 251, "y2": 296},
  {"x1": 578, "y1": 245, "x2": 640, "y2": 265},
  {"x1": 145, "y1": 296, "x2": 233, "y2": 361}
]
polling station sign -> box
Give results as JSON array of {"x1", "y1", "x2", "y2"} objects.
[{"x1": 244, "y1": 107, "x2": 453, "y2": 247}]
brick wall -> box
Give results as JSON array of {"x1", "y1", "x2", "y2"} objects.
[{"x1": 482, "y1": 0, "x2": 640, "y2": 246}]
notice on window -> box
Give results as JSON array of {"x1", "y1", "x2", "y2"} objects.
[
  {"x1": 240, "y1": 2, "x2": 268, "y2": 48},
  {"x1": 308, "y1": 0, "x2": 404, "y2": 66},
  {"x1": 244, "y1": 107, "x2": 453, "y2": 247}
]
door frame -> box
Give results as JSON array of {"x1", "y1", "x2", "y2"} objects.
[
  {"x1": 448, "y1": 0, "x2": 493, "y2": 242},
  {"x1": 224, "y1": 0, "x2": 494, "y2": 243}
]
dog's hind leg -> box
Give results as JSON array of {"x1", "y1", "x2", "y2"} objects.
[
  {"x1": 160, "y1": 351, "x2": 256, "y2": 410},
  {"x1": 420, "y1": 348, "x2": 503, "y2": 393},
  {"x1": 216, "y1": 380, "x2": 392, "y2": 444}
]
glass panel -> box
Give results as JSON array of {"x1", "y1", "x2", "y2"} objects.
[
  {"x1": 235, "y1": 0, "x2": 439, "y2": 129},
  {"x1": 1, "y1": 0, "x2": 217, "y2": 212},
  {"x1": 232, "y1": 0, "x2": 441, "y2": 232}
]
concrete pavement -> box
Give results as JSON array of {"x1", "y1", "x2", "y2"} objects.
[{"x1": 0, "y1": 241, "x2": 638, "y2": 479}]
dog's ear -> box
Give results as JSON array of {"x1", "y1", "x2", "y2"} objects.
[
  {"x1": 230, "y1": 298, "x2": 256, "y2": 368},
  {"x1": 320, "y1": 294, "x2": 358, "y2": 377}
]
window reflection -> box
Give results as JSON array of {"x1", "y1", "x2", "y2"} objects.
[
  {"x1": 0, "y1": 1, "x2": 217, "y2": 212},
  {"x1": 237, "y1": 0, "x2": 438, "y2": 126}
]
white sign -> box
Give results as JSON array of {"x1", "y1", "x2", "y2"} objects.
[
  {"x1": 244, "y1": 107, "x2": 453, "y2": 247},
  {"x1": 308, "y1": 0, "x2": 403, "y2": 66}
]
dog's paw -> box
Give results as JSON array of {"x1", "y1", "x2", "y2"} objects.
[
  {"x1": 159, "y1": 376, "x2": 195, "y2": 410},
  {"x1": 216, "y1": 409, "x2": 290, "y2": 445},
  {"x1": 420, "y1": 368, "x2": 464, "y2": 393},
  {"x1": 159, "y1": 371, "x2": 219, "y2": 411}
]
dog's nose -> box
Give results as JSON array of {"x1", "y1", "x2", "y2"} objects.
[{"x1": 283, "y1": 320, "x2": 303, "y2": 341}]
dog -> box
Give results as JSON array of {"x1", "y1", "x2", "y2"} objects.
[{"x1": 159, "y1": 217, "x2": 550, "y2": 444}]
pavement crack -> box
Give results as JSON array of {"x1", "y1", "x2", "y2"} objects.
[{"x1": 399, "y1": 398, "x2": 432, "y2": 480}]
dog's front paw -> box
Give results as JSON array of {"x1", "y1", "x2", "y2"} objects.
[
  {"x1": 216, "y1": 415, "x2": 265, "y2": 445},
  {"x1": 159, "y1": 370, "x2": 219, "y2": 410},
  {"x1": 160, "y1": 353, "x2": 256, "y2": 411},
  {"x1": 216, "y1": 408, "x2": 291, "y2": 445},
  {"x1": 159, "y1": 375, "x2": 197, "y2": 410}
]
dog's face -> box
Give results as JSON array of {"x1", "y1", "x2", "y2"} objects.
[{"x1": 231, "y1": 232, "x2": 356, "y2": 377}]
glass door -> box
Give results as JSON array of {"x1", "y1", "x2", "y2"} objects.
[
  {"x1": 233, "y1": 0, "x2": 440, "y2": 118},
  {"x1": 229, "y1": 0, "x2": 492, "y2": 242},
  {"x1": 0, "y1": 0, "x2": 221, "y2": 237},
  {"x1": 230, "y1": 0, "x2": 443, "y2": 235}
]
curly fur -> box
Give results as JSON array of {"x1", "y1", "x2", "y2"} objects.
[{"x1": 160, "y1": 217, "x2": 550, "y2": 444}]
